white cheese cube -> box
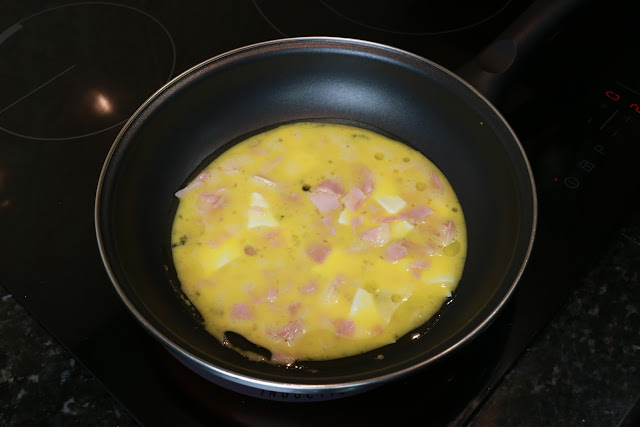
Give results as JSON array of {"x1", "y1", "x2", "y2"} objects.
[
  {"x1": 375, "y1": 195, "x2": 407, "y2": 214},
  {"x1": 250, "y1": 192, "x2": 269, "y2": 208},
  {"x1": 338, "y1": 209, "x2": 351, "y2": 225},
  {"x1": 350, "y1": 288, "x2": 377, "y2": 317},
  {"x1": 247, "y1": 192, "x2": 278, "y2": 228},
  {"x1": 247, "y1": 208, "x2": 278, "y2": 228},
  {"x1": 197, "y1": 242, "x2": 240, "y2": 274},
  {"x1": 390, "y1": 220, "x2": 414, "y2": 238}
]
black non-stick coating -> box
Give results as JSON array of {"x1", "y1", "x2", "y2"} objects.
[{"x1": 96, "y1": 38, "x2": 535, "y2": 390}]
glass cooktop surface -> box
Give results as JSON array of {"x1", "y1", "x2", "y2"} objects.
[{"x1": 1, "y1": 1, "x2": 639, "y2": 425}]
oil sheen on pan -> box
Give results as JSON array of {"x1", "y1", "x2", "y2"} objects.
[{"x1": 170, "y1": 122, "x2": 467, "y2": 365}]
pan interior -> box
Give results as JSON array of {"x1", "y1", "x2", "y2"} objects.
[{"x1": 97, "y1": 39, "x2": 535, "y2": 388}]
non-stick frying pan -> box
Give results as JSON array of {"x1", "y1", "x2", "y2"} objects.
[{"x1": 95, "y1": 36, "x2": 536, "y2": 397}]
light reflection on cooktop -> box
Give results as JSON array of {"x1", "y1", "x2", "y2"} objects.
[{"x1": 0, "y1": 2, "x2": 175, "y2": 141}]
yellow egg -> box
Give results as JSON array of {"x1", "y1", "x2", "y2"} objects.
[{"x1": 171, "y1": 122, "x2": 467, "y2": 363}]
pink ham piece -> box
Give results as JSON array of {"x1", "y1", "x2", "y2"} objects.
[
  {"x1": 197, "y1": 170, "x2": 211, "y2": 182},
  {"x1": 310, "y1": 192, "x2": 341, "y2": 213},
  {"x1": 222, "y1": 161, "x2": 241, "y2": 174},
  {"x1": 315, "y1": 179, "x2": 344, "y2": 196},
  {"x1": 301, "y1": 281, "x2": 318, "y2": 294},
  {"x1": 306, "y1": 243, "x2": 332, "y2": 264},
  {"x1": 284, "y1": 193, "x2": 300, "y2": 202},
  {"x1": 200, "y1": 189, "x2": 224, "y2": 205},
  {"x1": 271, "y1": 352, "x2": 296, "y2": 365},
  {"x1": 198, "y1": 189, "x2": 226, "y2": 210},
  {"x1": 430, "y1": 174, "x2": 444, "y2": 191},
  {"x1": 382, "y1": 205, "x2": 433, "y2": 223},
  {"x1": 371, "y1": 324, "x2": 384, "y2": 336},
  {"x1": 332, "y1": 274, "x2": 346, "y2": 288},
  {"x1": 266, "y1": 287, "x2": 278, "y2": 303},
  {"x1": 325, "y1": 274, "x2": 345, "y2": 303},
  {"x1": 409, "y1": 259, "x2": 429, "y2": 279},
  {"x1": 206, "y1": 230, "x2": 233, "y2": 249},
  {"x1": 342, "y1": 187, "x2": 366, "y2": 212},
  {"x1": 245, "y1": 282, "x2": 286, "y2": 305},
  {"x1": 385, "y1": 241, "x2": 408, "y2": 263},
  {"x1": 334, "y1": 318, "x2": 355, "y2": 336},
  {"x1": 380, "y1": 216, "x2": 399, "y2": 223},
  {"x1": 350, "y1": 215, "x2": 364, "y2": 232},
  {"x1": 271, "y1": 319, "x2": 303, "y2": 342},
  {"x1": 403, "y1": 205, "x2": 434, "y2": 221},
  {"x1": 403, "y1": 241, "x2": 435, "y2": 257},
  {"x1": 358, "y1": 166, "x2": 375, "y2": 194},
  {"x1": 264, "y1": 229, "x2": 282, "y2": 247},
  {"x1": 361, "y1": 223, "x2": 391, "y2": 246},
  {"x1": 288, "y1": 302, "x2": 302, "y2": 315},
  {"x1": 318, "y1": 216, "x2": 336, "y2": 236},
  {"x1": 231, "y1": 303, "x2": 253, "y2": 321}
]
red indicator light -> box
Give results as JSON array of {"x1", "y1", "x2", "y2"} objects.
[
  {"x1": 553, "y1": 177, "x2": 559, "y2": 182},
  {"x1": 605, "y1": 90, "x2": 621, "y2": 101}
]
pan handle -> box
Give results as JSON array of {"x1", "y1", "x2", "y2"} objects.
[{"x1": 456, "y1": 0, "x2": 588, "y2": 105}]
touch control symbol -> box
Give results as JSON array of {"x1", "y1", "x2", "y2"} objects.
[{"x1": 564, "y1": 177, "x2": 580, "y2": 189}]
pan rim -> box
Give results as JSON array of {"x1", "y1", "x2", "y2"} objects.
[{"x1": 94, "y1": 36, "x2": 537, "y2": 393}]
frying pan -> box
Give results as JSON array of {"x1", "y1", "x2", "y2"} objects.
[{"x1": 95, "y1": 35, "x2": 537, "y2": 398}]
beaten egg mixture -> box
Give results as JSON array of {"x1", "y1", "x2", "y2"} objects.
[{"x1": 171, "y1": 122, "x2": 466, "y2": 364}]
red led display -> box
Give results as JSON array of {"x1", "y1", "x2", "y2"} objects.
[
  {"x1": 606, "y1": 90, "x2": 621, "y2": 101},
  {"x1": 605, "y1": 90, "x2": 640, "y2": 114}
]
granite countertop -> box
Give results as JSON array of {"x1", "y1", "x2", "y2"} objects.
[
  {"x1": 471, "y1": 211, "x2": 640, "y2": 426},
  {"x1": 2, "y1": 212, "x2": 639, "y2": 426}
]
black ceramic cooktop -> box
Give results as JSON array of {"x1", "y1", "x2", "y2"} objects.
[{"x1": 1, "y1": 1, "x2": 639, "y2": 425}]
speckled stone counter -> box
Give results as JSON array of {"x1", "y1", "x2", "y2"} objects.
[
  {"x1": 0, "y1": 288, "x2": 135, "y2": 426},
  {"x1": 2, "y1": 212, "x2": 639, "y2": 426},
  {"x1": 471, "y1": 215, "x2": 640, "y2": 426}
]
